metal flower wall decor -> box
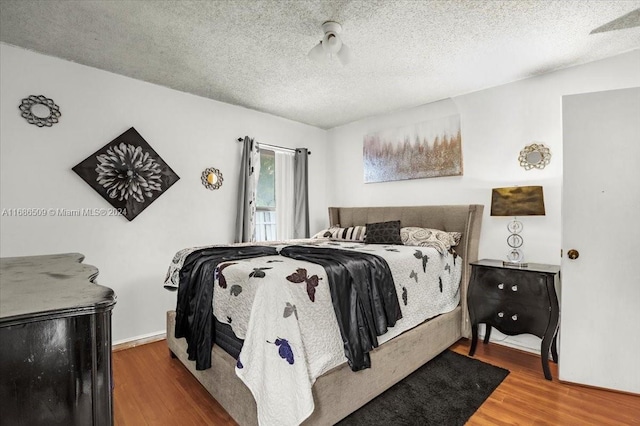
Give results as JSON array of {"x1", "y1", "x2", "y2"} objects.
[
  {"x1": 19, "y1": 95, "x2": 61, "y2": 127},
  {"x1": 201, "y1": 167, "x2": 223, "y2": 190},
  {"x1": 518, "y1": 143, "x2": 551, "y2": 170},
  {"x1": 72, "y1": 127, "x2": 180, "y2": 221}
]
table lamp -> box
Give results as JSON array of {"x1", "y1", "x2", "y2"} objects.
[{"x1": 491, "y1": 186, "x2": 545, "y2": 267}]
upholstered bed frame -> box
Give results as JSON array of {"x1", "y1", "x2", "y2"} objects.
[{"x1": 166, "y1": 204, "x2": 483, "y2": 425}]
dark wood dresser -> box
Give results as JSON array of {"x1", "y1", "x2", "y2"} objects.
[
  {"x1": 467, "y1": 259, "x2": 560, "y2": 380},
  {"x1": 0, "y1": 253, "x2": 116, "y2": 426}
]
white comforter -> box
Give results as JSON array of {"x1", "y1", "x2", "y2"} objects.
[{"x1": 205, "y1": 241, "x2": 462, "y2": 426}]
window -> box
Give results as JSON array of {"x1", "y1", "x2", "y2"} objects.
[
  {"x1": 255, "y1": 149, "x2": 276, "y2": 241},
  {"x1": 255, "y1": 146, "x2": 298, "y2": 242}
]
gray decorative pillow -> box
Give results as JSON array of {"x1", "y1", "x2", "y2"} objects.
[
  {"x1": 400, "y1": 227, "x2": 456, "y2": 255},
  {"x1": 365, "y1": 220, "x2": 402, "y2": 245}
]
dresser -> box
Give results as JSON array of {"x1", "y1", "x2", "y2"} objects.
[
  {"x1": 467, "y1": 259, "x2": 560, "y2": 380},
  {"x1": 0, "y1": 253, "x2": 116, "y2": 426}
]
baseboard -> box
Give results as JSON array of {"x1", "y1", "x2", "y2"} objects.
[
  {"x1": 488, "y1": 338, "x2": 540, "y2": 355},
  {"x1": 558, "y1": 378, "x2": 640, "y2": 397},
  {"x1": 479, "y1": 327, "x2": 541, "y2": 355},
  {"x1": 112, "y1": 331, "x2": 166, "y2": 352}
]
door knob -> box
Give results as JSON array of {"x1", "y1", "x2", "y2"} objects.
[{"x1": 567, "y1": 249, "x2": 579, "y2": 260}]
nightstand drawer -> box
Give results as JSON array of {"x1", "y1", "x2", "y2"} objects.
[
  {"x1": 472, "y1": 300, "x2": 550, "y2": 337},
  {"x1": 473, "y1": 266, "x2": 547, "y2": 301}
]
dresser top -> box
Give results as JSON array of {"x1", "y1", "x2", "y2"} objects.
[
  {"x1": 0, "y1": 253, "x2": 115, "y2": 325},
  {"x1": 471, "y1": 259, "x2": 560, "y2": 274}
]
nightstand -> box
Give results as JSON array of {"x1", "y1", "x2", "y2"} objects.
[{"x1": 467, "y1": 259, "x2": 560, "y2": 380}]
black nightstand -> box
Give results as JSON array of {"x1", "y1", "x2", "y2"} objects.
[{"x1": 467, "y1": 259, "x2": 560, "y2": 380}]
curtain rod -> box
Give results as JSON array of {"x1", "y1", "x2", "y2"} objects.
[{"x1": 237, "y1": 137, "x2": 311, "y2": 155}]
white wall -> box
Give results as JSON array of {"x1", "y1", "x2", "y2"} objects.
[
  {"x1": 3, "y1": 42, "x2": 639, "y2": 351},
  {"x1": 326, "y1": 49, "x2": 640, "y2": 352},
  {"x1": 0, "y1": 44, "x2": 328, "y2": 344}
]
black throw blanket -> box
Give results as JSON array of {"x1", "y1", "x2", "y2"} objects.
[
  {"x1": 175, "y1": 245, "x2": 279, "y2": 370},
  {"x1": 280, "y1": 245, "x2": 402, "y2": 371}
]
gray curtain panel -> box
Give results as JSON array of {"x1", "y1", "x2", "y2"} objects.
[
  {"x1": 293, "y1": 148, "x2": 310, "y2": 238},
  {"x1": 234, "y1": 136, "x2": 261, "y2": 243}
]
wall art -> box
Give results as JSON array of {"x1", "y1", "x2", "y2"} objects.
[
  {"x1": 363, "y1": 114, "x2": 463, "y2": 183},
  {"x1": 72, "y1": 127, "x2": 180, "y2": 221},
  {"x1": 201, "y1": 167, "x2": 223, "y2": 190},
  {"x1": 19, "y1": 95, "x2": 61, "y2": 127},
  {"x1": 518, "y1": 143, "x2": 551, "y2": 170}
]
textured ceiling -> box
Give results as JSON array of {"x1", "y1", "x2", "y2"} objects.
[{"x1": 1, "y1": 0, "x2": 639, "y2": 129}]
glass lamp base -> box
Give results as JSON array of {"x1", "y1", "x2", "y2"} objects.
[
  {"x1": 503, "y1": 260, "x2": 529, "y2": 268},
  {"x1": 505, "y1": 248, "x2": 527, "y2": 267}
]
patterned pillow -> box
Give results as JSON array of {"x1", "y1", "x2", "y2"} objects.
[
  {"x1": 449, "y1": 232, "x2": 462, "y2": 247},
  {"x1": 329, "y1": 225, "x2": 367, "y2": 241},
  {"x1": 312, "y1": 226, "x2": 339, "y2": 239},
  {"x1": 400, "y1": 227, "x2": 456, "y2": 255},
  {"x1": 365, "y1": 220, "x2": 402, "y2": 245},
  {"x1": 312, "y1": 225, "x2": 367, "y2": 242}
]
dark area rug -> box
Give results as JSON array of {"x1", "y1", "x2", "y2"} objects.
[{"x1": 336, "y1": 350, "x2": 509, "y2": 426}]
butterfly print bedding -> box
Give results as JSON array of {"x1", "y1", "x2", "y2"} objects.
[
  {"x1": 286, "y1": 268, "x2": 321, "y2": 302},
  {"x1": 171, "y1": 245, "x2": 279, "y2": 370},
  {"x1": 249, "y1": 267, "x2": 272, "y2": 278},
  {"x1": 216, "y1": 262, "x2": 237, "y2": 288},
  {"x1": 270, "y1": 338, "x2": 295, "y2": 365},
  {"x1": 171, "y1": 240, "x2": 462, "y2": 426},
  {"x1": 413, "y1": 249, "x2": 429, "y2": 272},
  {"x1": 283, "y1": 302, "x2": 298, "y2": 320}
]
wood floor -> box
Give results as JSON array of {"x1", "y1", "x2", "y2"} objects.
[{"x1": 113, "y1": 339, "x2": 640, "y2": 425}]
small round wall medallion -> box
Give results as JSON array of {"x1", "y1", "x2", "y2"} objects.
[
  {"x1": 19, "y1": 95, "x2": 61, "y2": 127},
  {"x1": 201, "y1": 167, "x2": 223, "y2": 190},
  {"x1": 518, "y1": 143, "x2": 551, "y2": 170}
]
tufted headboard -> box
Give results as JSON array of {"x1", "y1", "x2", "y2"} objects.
[{"x1": 328, "y1": 204, "x2": 484, "y2": 337}]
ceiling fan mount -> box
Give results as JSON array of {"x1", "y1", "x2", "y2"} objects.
[
  {"x1": 321, "y1": 21, "x2": 342, "y2": 35},
  {"x1": 308, "y1": 20, "x2": 351, "y2": 66}
]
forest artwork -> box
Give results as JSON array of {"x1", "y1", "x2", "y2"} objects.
[{"x1": 363, "y1": 114, "x2": 463, "y2": 183}]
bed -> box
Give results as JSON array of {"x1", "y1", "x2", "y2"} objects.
[{"x1": 165, "y1": 204, "x2": 483, "y2": 425}]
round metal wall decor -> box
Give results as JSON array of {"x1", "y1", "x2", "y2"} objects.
[
  {"x1": 518, "y1": 143, "x2": 551, "y2": 170},
  {"x1": 201, "y1": 167, "x2": 223, "y2": 190},
  {"x1": 19, "y1": 95, "x2": 61, "y2": 127}
]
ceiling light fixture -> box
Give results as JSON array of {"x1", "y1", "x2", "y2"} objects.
[{"x1": 308, "y1": 21, "x2": 351, "y2": 66}]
